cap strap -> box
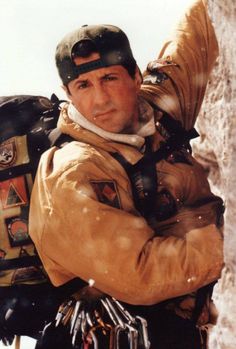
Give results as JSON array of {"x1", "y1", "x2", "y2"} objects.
[{"x1": 74, "y1": 58, "x2": 108, "y2": 75}]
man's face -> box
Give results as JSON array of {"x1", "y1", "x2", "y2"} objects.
[{"x1": 65, "y1": 52, "x2": 141, "y2": 134}]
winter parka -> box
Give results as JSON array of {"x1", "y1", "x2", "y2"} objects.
[{"x1": 29, "y1": 0, "x2": 224, "y2": 306}]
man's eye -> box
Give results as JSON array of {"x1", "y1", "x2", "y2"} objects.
[
  {"x1": 78, "y1": 82, "x2": 88, "y2": 89},
  {"x1": 104, "y1": 75, "x2": 117, "y2": 81}
]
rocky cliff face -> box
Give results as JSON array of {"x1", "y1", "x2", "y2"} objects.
[{"x1": 193, "y1": 1, "x2": 236, "y2": 347}]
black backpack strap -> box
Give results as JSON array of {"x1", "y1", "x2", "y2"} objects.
[
  {"x1": 48, "y1": 128, "x2": 74, "y2": 148},
  {"x1": 154, "y1": 113, "x2": 199, "y2": 160},
  {"x1": 158, "y1": 113, "x2": 199, "y2": 140},
  {"x1": 111, "y1": 112, "x2": 199, "y2": 221},
  {"x1": 0, "y1": 255, "x2": 42, "y2": 271},
  {"x1": 191, "y1": 282, "x2": 216, "y2": 324},
  {"x1": 56, "y1": 277, "x2": 88, "y2": 298},
  {"x1": 0, "y1": 163, "x2": 33, "y2": 181},
  {"x1": 112, "y1": 137, "x2": 158, "y2": 221},
  {"x1": 145, "y1": 101, "x2": 199, "y2": 153}
]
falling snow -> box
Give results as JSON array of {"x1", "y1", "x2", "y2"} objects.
[
  {"x1": 88, "y1": 278, "x2": 95, "y2": 287},
  {"x1": 116, "y1": 236, "x2": 132, "y2": 250},
  {"x1": 187, "y1": 276, "x2": 196, "y2": 283},
  {"x1": 0, "y1": 1, "x2": 234, "y2": 349},
  {"x1": 82, "y1": 207, "x2": 88, "y2": 214}
]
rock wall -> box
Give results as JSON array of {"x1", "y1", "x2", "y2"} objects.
[{"x1": 193, "y1": 1, "x2": 236, "y2": 348}]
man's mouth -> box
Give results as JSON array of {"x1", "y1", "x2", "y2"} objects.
[{"x1": 93, "y1": 109, "x2": 115, "y2": 119}]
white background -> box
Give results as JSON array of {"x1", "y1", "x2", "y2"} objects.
[
  {"x1": 0, "y1": 0, "x2": 193, "y2": 347},
  {"x1": 0, "y1": 0, "x2": 193, "y2": 99}
]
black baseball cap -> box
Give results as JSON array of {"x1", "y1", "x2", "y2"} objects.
[{"x1": 55, "y1": 24, "x2": 136, "y2": 85}]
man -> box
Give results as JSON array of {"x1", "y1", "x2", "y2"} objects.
[{"x1": 29, "y1": 0, "x2": 224, "y2": 347}]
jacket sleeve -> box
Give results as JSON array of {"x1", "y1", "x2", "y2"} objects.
[
  {"x1": 141, "y1": 0, "x2": 219, "y2": 130},
  {"x1": 29, "y1": 151, "x2": 223, "y2": 306}
]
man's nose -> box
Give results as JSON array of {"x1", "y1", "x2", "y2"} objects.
[{"x1": 93, "y1": 84, "x2": 110, "y2": 105}]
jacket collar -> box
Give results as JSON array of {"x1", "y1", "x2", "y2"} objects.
[{"x1": 58, "y1": 98, "x2": 156, "y2": 164}]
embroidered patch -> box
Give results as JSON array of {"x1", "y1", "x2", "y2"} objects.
[
  {"x1": 0, "y1": 138, "x2": 17, "y2": 168},
  {"x1": 11, "y1": 267, "x2": 44, "y2": 284},
  {"x1": 5, "y1": 216, "x2": 31, "y2": 247},
  {"x1": 0, "y1": 176, "x2": 28, "y2": 209},
  {"x1": 143, "y1": 72, "x2": 169, "y2": 85},
  {"x1": 90, "y1": 180, "x2": 121, "y2": 209},
  {"x1": 143, "y1": 57, "x2": 178, "y2": 85},
  {"x1": 147, "y1": 57, "x2": 178, "y2": 71},
  {"x1": 11, "y1": 248, "x2": 45, "y2": 284}
]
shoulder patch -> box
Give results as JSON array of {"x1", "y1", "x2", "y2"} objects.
[
  {"x1": 5, "y1": 216, "x2": 31, "y2": 247},
  {"x1": 11, "y1": 265, "x2": 45, "y2": 284},
  {"x1": 0, "y1": 138, "x2": 17, "y2": 168},
  {"x1": 0, "y1": 176, "x2": 29, "y2": 209},
  {"x1": 90, "y1": 180, "x2": 121, "y2": 209},
  {"x1": 147, "y1": 57, "x2": 178, "y2": 71},
  {"x1": 143, "y1": 72, "x2": 169, "y2": 85},
  {"x1": 143, "y1": 57, "x2": 178, "y2": 85},
  {"x1": 11, "y1": 248, "x2": 45, "y2": 284}
]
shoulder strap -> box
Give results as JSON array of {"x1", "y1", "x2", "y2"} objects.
[
  {"x1": 191, "y1": 281, "x2": 216, "y2": 324},
  {"x1": 112, "y1": 137, "x2": 158, "y2": 221},
  {"x1": 48, "y1": 128, "x2": 74, "y2": 148},
  {"x1": 154, "y1": 112, "x2": 199, "y2": 158},
  {"x1": 0, "y1": 255, "x2": 42, "y2": 271},
  {"x1": 111, "y1": 113, "x2": 199, "y2": 220}
]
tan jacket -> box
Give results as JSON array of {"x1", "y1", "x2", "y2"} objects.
[{"x1": 29, "y1": 0, "x2": 223, "y2": 306}]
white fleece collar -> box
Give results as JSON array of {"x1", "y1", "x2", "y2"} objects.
[{"x1": 68, "y1": 97, "x2": 155, "y2": 149}]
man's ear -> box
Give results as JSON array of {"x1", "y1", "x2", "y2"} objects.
[{"x1": 134, "y1": 66, "x2": 143, "y2": 91}]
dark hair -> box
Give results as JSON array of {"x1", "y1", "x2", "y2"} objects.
[{"x1": 71, "y1": 40, "x2": 137, "y2": 79}]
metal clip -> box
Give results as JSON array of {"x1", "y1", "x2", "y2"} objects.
[
  {"x1": 105, "y1": 297, "x2": 126, "y2": 329},
  {"x1": 90, "y1": 328, "x2": 99, "y2": 349},
  {"x1": 70, "y1": 301, "x2": 82, "y2": 334},
  {"x1": 111, "y1": 297, "x2": 136, "y2": 324},
  {"x1": 110, "y1": 324, "x2": 124, "y2": 349},
  {"x1": 126, "y1": 324, "x2": 138, "y2": 349},
  {"x1": 101, "y1": 298, "x2": 118, "y2": 326},
  {"x1": 72, "y1": 309, "x2": 85, "y2": 347},
  {"x1": 135, "y1": 316, "x2": 150, "y2": 349},
  {"x1": 55, "y1": 299, "x2": 74, "y2": 327}
]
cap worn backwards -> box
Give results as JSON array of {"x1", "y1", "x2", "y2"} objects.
[{"x1": 55, "y1": 24, "x2": 136, "y2": 85}]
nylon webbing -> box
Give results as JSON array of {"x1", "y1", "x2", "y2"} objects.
[
  {"x1": 0, "y1": 255, "x2": 42, "y2": 271},
  {"x1": 191, "y1": 282, "x2": 216, "y2": 324},
  {"x1": 0, "y1": 163, "x2": 32, "y2": 181},
  {"x1": 112, "y1": 138, "x2": 158, "y2": 220}
]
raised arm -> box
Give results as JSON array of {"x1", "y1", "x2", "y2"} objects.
[{"x1": 141, "y1": 0, "x2": 218, "y2": 130}]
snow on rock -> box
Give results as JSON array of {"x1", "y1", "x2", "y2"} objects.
[{"x1": 192, "y1": 1, "x2": 236, "y2": 347}]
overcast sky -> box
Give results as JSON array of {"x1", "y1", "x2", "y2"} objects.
[
  {"x1": 0, "y1": 0, "x2": 193, "y2": 348},
  {"x1": 0, "y1": 0, "x2": 193, "y2": 100}
]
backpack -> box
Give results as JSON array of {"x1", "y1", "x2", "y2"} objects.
[
  {"x1": 0, "y1": 94, "x2": 83, "y2": 345},
  {"x1": 0, "y1": 94, "x2": 63, "y2": 287}
]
